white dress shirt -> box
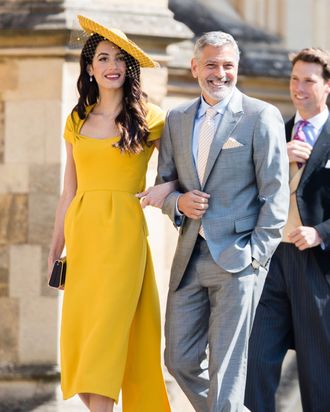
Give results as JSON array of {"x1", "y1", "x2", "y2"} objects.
[{"x1": 293, "y1": 107, "x2": 329, "y2": 145}]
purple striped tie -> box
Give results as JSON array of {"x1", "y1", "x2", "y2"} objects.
[{"x1": 293, "y1": 120, "x2": 309, "y2": 168}]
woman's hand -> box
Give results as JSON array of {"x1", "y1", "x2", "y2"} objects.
[
  {"x1": 48, "y1": 254, "x2": 62, "y2": 276},
  {"x1": 48, "y1": 255, "x2": 55, "y2": 275},
  {"x1": 136, "y1": 180, "x2": 177, "y2": 209}
]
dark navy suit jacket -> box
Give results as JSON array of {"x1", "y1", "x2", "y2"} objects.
[{"x1": 286, "y1": 117, "x2": 330, "y2": 276}]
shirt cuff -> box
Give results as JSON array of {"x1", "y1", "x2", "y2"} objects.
[{"x1": 175, "y1": 195, "x2": 184, "y2": 217}]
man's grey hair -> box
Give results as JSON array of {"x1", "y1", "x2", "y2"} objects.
[{"x1": 194, "y1": 31, "x2": 240, "y2": 62}]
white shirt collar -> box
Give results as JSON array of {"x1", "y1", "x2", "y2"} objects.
[
  {"x1": 197, "y1": 91, "x2": 233, "y2": 119},
  {"x1": 294, "y1": 107, "x2": 329, "y2": 131}
]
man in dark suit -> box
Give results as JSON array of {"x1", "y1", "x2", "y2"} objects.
[{"x1": 245, "y1": 48, "x2": 330, "y2": 412}]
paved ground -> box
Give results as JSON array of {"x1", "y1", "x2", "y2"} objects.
[
  {"x1": 29, "y1": 388, "x2": 84, "y2": 412},
  {"x1": 30, "y1": 375, "x2": 303, "y2": 412},
  {"x1": 0, "y1": 383, "x2": 302, "y2": 412},
  {"x1": 0, "y1": 352, "x2": 302, "y2": 412},
  {"x1": 28, "y1": 379, "x2": 195, "y2": 412},
  {"x1": 32, "y1": 360, "x2": 302, "y2": 412}
]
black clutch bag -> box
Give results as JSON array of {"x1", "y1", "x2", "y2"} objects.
[{"x1": 48, "y1": 257, "x2": 66, "y2": 289}]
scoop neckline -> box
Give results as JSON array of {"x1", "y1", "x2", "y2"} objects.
[
  {"x1": 77, "y1": 104, "x2": 120, "y2": 141},
  {"x1": 77, "y1": 133, "x2": 119, "y2": 141}
]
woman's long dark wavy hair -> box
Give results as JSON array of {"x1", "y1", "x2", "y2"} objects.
[{"x1": 72, "y1": 33, "x2": 150, "y2": 153}]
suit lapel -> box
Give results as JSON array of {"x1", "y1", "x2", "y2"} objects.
[
  {"x1": 181, "y1": 99, "x2": 201, "y2": 189},
  {"x1": 300, "y1": 116, "x2": 330, "y2": 187},
  {"x1": 202, "y1": 89, "x2": 243, "y2": 187},
  {"x1": 285, "y1": 117, "x2": 295, "y2": 142}
]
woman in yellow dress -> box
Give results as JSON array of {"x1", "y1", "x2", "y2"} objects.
[{"x1": 48, "y1": 15, "x2": 173, "y2": 412}]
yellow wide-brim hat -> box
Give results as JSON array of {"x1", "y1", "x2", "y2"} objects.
[{"x1": 77, "y1": 15, "x2": 158, "y2": 68}]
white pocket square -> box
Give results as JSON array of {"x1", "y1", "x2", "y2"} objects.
[
  {"x1": 222, "y1": 137, "x2": 244, "y2": 149},
  {"x1": 325, "y1": 159, "x2": 330, "y2": 169}
]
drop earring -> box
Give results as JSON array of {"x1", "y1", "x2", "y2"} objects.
[{"x1": 89, "y1": 76, "x2": 93, "y2": 82}]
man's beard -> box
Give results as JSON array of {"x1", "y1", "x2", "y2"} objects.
[{"x1": 202, "y1": 78, "x2": 234, "y2": 102}]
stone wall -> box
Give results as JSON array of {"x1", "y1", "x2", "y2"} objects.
[
  {"x1": 0, "y1": 2, "x2": 192, "y2": 405},
  {"x1": 232, "y1": 0, "x2": 330, "y2": 50},
  {"x1": 0, "y1": 54, "x2": 62, "y2": 368}
]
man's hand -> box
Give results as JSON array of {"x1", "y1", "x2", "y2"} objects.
[
  {"x1": 178, "y1": 190, "x2": 210, "y2": 219},
  {"x1": 288, "y1": 226, "x2": 322, "y2": 250},
  {"x1": 287, "y1": 140, "x2": 312, "y2": 164}
]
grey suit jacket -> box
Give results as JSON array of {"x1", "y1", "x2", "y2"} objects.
[{"x1": 157, "y1": 88, "x2": 290, "y2": 291}]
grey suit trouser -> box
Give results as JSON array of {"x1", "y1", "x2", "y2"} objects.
[{"x1": 165, "y1": 236, "x2": 267, "y2": 412}]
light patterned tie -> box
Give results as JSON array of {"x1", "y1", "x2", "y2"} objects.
[
  {"x1": 197, "y1": 107, "x2": 217, "y2": 237},
  {"x1": 197, "y1": 107, "x2": 218, "y2": 183}
]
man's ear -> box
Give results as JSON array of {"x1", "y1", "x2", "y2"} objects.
[
  {"x1": 191, "y1": 58, "x2": 198, "y2": 79},
  {"x1": 326, "y1": 79, "x2": 330, "y2": 93}
]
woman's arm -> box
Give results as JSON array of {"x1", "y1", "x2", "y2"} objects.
[
  {"x1": 136, "y1": 138, "x2": 178, "y2": 208},
  {"x1": 48, "y1": 142, "x2": 77, "y2": 274},
  {"x1": 136, "y1": 180, "x2": 178, "y2": 209},
  {"x1": 153, "y1": 138, "x2": 161, "y2": 150}
]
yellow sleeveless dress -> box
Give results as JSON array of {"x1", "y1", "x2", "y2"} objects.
[{"x1": 60, "y1": 103, "x2": 171, "y2": 411}]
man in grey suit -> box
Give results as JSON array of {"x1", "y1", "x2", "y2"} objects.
[{"x1": 155, "y1": 32, "x2": 289, "y2": 412}]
